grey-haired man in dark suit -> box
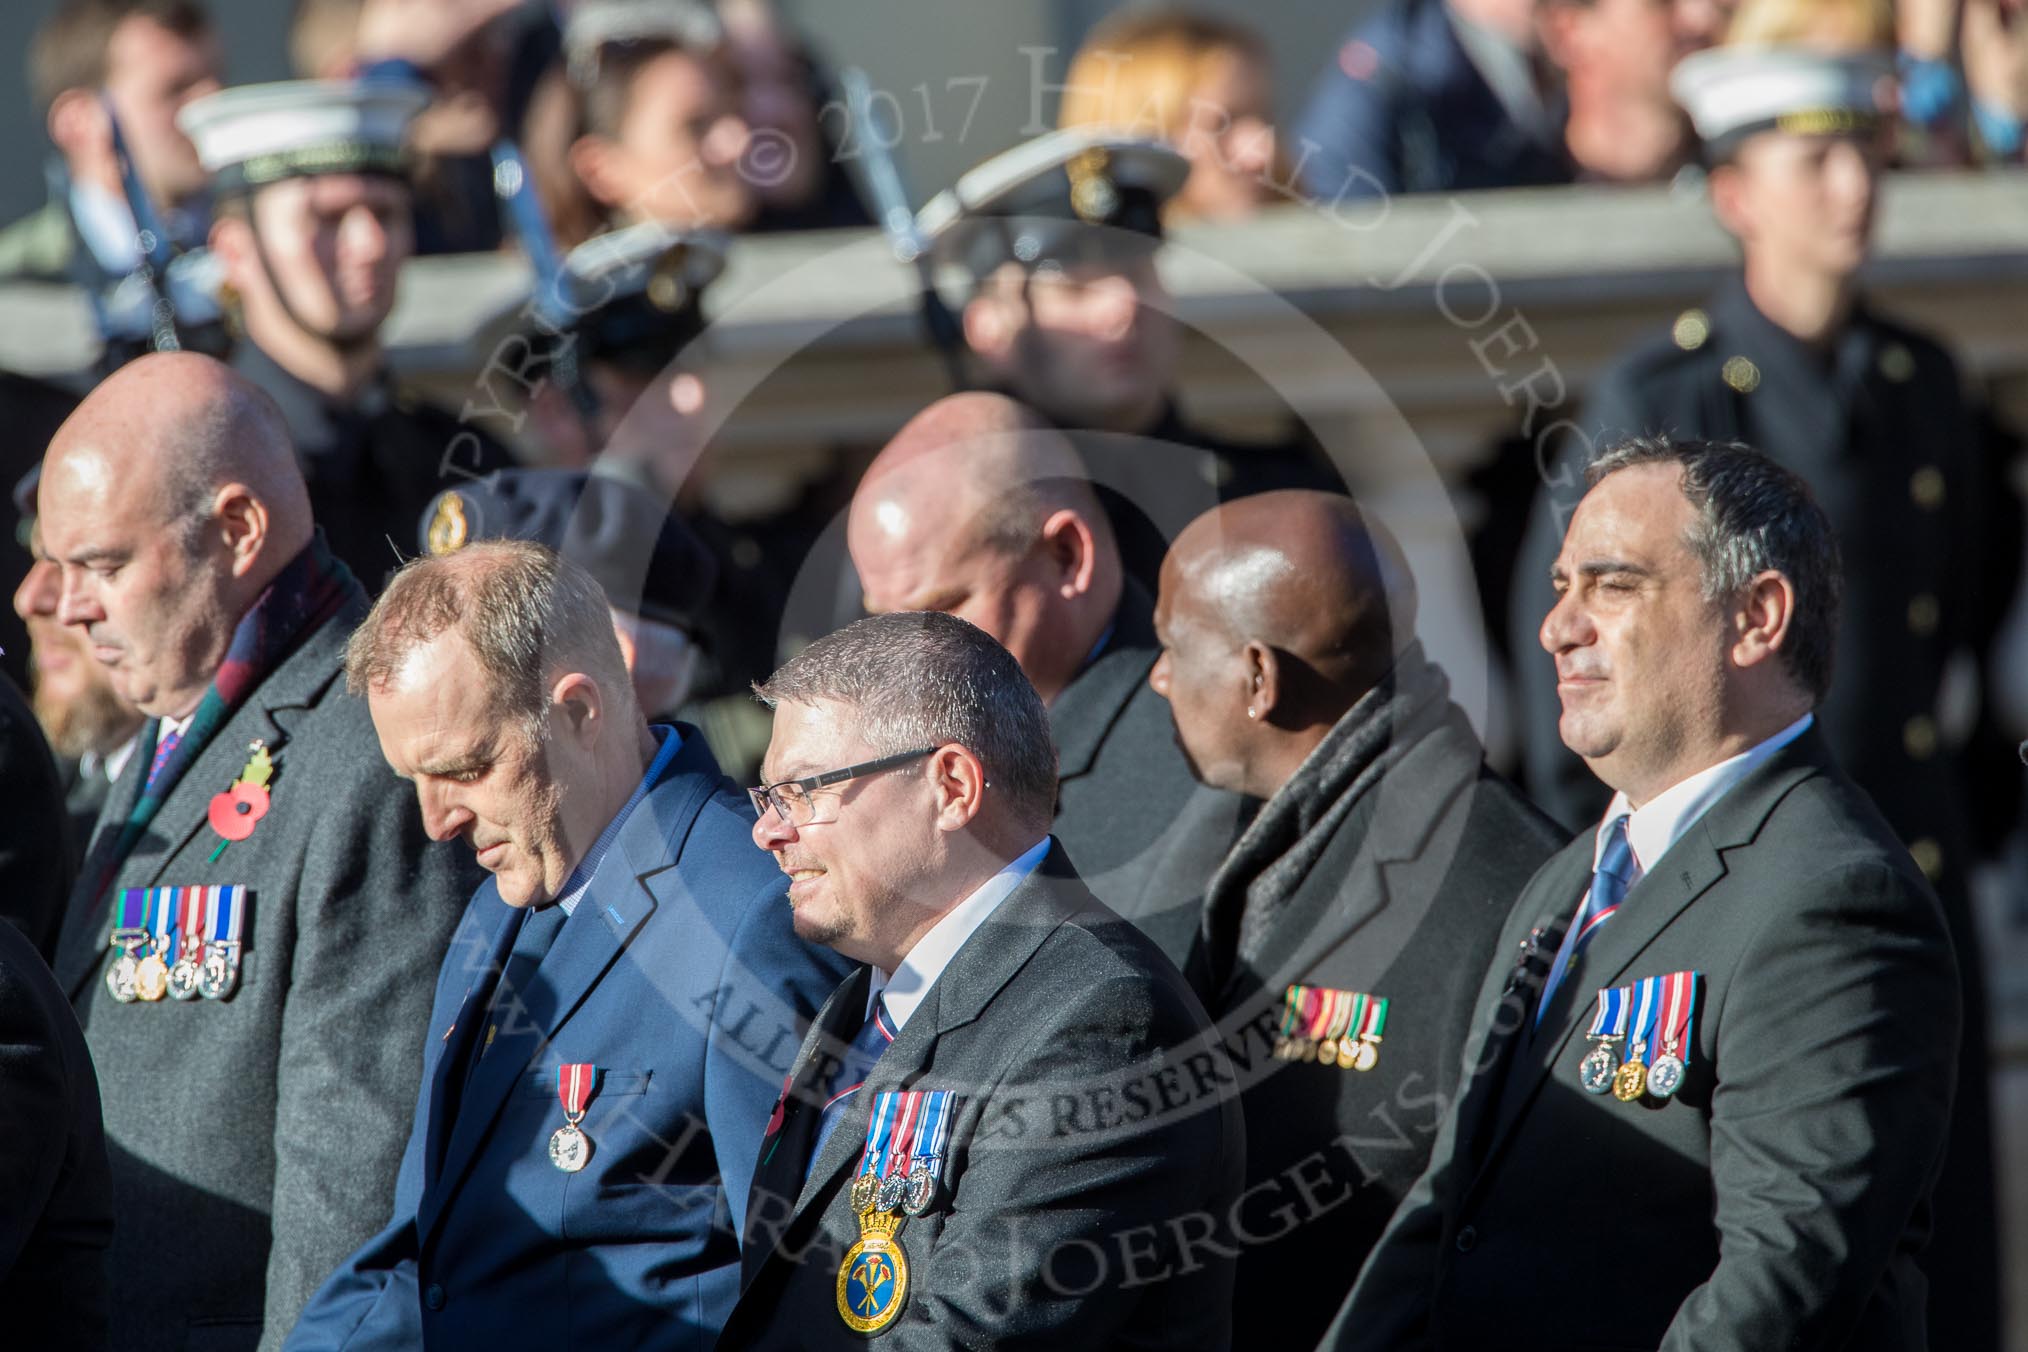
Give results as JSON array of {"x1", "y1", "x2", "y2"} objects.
[
  {"x1": 720, "y1": 610, "x2": 1244, "y2": 1350},
  {"x1": 36, "y1": 352, "x2": 480, "y2": 1352},
  {"x1": 1331, "y1": 438, "x2": 1960, "y2": 1351}
]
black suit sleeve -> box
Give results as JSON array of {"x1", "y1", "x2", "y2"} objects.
[{"x1": 1663, "y1": 861, "x2": 1957, "y2": 1350}]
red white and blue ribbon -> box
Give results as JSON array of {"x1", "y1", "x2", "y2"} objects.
[{"x1": 1658, "y1": 970, "x2": 1698, "y2": 1064}]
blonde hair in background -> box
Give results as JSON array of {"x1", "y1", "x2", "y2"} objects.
[
  {"x1": 1059, "y1": 9, "x2": 1267, "y2": 144},
  {"x1": 1724, "y1": 0, "x2": 1894, "y2": 49}
]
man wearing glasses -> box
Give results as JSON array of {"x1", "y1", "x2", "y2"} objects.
[
  {"x1": 291, "y1": 539, "x2": 847, "y2": 1350},
  {"x1": 721, "y1": 609, "x2": 1244, "y2": 1350}
]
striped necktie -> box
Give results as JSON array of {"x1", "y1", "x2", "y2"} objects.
[
  {"x1": 805, "y1": 995, "x2": 896, "y2": 1182},
  {"x1": 1536, "y1": 815, "x2": 1637, "y2": 1027},
  {"x1": 145, "y1": 726, "x2": 182, "y2": 791}
]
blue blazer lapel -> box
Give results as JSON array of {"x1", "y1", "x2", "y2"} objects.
[
  {"x1": 421, "y1": 894, "x2": 519, "y2": 1196},
  {"x1": 419, "y1": 743, "x2": 714, "y2": 1242}
]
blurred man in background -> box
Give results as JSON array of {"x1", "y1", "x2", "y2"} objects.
[
  {"x1": 0, "y1": 0, "x2": 228, "y2": 363},
  {"x1": 1508, "y1": 45, "x2": 2010, "y2": 1349},
  {"x1": 538, "y1": 0, "x2": 756, "y2": 247},
  {"x1": 1538, "y1": 0, "x2": 1697, "y2": 183},
  {"x1": 919, "y1": 129, "x2": 1339, "y2": 590},
  {"x1": 1292, "y1": 0, "x2": 1570, "y2": 199},
  {"x1": 0, "y1": 0, "x2": 221, "y2": 280},
  {"x1": 13, "y1": 471, "x2": 144, "y2": 874},
  {"x1": 184, "y1": 77, "x2": 516, "y2": 591},
  {"x1": 848, "y1": 391, "x2": 1247, "y2": 965}
]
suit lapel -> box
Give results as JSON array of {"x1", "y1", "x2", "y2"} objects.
[
  {"x1": 421, "y1": 895, "x2": 520, "y2": 1195},
  {"x1": 741, "y1": 967, "x2": 870, "y2": 1291}
]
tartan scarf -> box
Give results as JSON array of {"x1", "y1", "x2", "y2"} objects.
[{"x1": 76, "y1": 533, "x2": 357, "y2": 912}]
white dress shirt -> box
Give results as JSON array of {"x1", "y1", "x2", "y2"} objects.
[
  {"x1": 1595, "y1": 713, "x2": 1815, "y2": 873},
  {"x1": 868, "y1": 837, "x2": 1052, "y2": 1031}
]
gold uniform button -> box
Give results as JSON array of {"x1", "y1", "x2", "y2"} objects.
[
  {"x1": 1909, "y1": 837, "x2": 1944, "y2": 881},
  {"x1": 1879, "y1": 343, "x2": 1916, "y2": 382},
  {"x1": 1672, "y1": 309, "x2": 1710, "y2": 350},
  {"x1": 1909, "y1": 466, "x2": 1946, "y2": 511},
  {"x1": 1907, "y1": 593, "x2": 1940, "y2": 636},
  {"x1": 1722, "y1": 356, "x2": 1760, "y2": 393},
  {"x1": 1903, "y1": 715, "x2": 1937, "y2": 761}
]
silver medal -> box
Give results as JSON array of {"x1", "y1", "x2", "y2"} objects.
[
  {"x1": 1578, "y1": 1040, "x2": 1620, "y2": 1096},
  {"x1": 1647, "y1": 1053, "x2": 1685, "y2": 1099},
  {"x1": 198, "y1": 944, "x2": 240, "y2": 1001},
  {"x1": 167, "y1": 956, "x2": 203, "y2": 1001},
  {"x1": 875, "y1": 1171, "x2": 908, "y2": 1214},
  {"x1": 548, "y1": 1123, "x2": 591, "y2": 1173},
  {"x1": 902, "y1": 1163, "x2": 935, "y2": 1216},
  {"x1": 106, "y1": 952, "x2": 140, "y2": 1003}
]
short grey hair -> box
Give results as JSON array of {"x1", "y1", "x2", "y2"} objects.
[
  {"x1": 1586, "y1": 436, "x2": 1843, "y2": 700},
  {"x1": 346, "y1": 539, "x2": 636, "y2": 741},
  {"x1": 755, "y1": 611, "x2": 1059, "y2": 831}
]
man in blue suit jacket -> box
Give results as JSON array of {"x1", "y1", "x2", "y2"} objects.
[{"x1": 287, "y1": 539, "x2": 848, "y2": 1349}]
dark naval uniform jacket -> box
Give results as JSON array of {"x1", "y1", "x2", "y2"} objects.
[
  {"x1": 51, "y1": 579, "x2": 482, "y2": 1352},
  {"x1": 1327, "y1": 728, "x2": 1959, "y2": 1351},
  {"x1": 1506, "y1": 274, "x2": 2002, "y2": 1348},
  {"x1": 1190, "y1": 702, "x2": 1563, "y2": 1349},
  {"x1": 232, "y1": 340, "x2": 517, "y2": 593},
  {"x1": 721, "y1": 846, "x2": 1245, "y2": 1351},
  {"x1": 1048, "y1": 584, "x2": 1249, "y2": 968}
]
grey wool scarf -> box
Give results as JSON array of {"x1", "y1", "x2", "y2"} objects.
[{"x1": 1207, "y1": 642, "x2": 1454, "y2": 971}]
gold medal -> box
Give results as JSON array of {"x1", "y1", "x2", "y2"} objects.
[
  {"x1": 135, "y1": 952, "x2": 170, "y2": 1002},
  {"x1": 849, "y1": 1172, "x2": 879, "y2": 1214},
  {"x1": 837, "y1": 1206, "x2": 909, "y2": 1333},
  {"x1": 1351, "y1": 1039, "x2": 1379, "y2": 1072},
  {"x1": 1612, "y1": 1058, "x2": 1647, "y2": 1102},
  {"x1": 1335, "y1": 1040, "x2": 1357, "y2": 1070},
  {"x1": 1316, "y1": 1037, "x2": 1337, "y2": 1065}
]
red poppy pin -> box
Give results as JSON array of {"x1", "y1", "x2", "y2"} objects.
[{"x1": 207, "y1": 741, "x2": 275, "y2": 859}]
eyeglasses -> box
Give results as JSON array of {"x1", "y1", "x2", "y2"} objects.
[{"x1": 747, "y1": 747, "x2": 938, "y2": 827}]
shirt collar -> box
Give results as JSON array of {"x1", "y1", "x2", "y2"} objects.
[
  {"x1": 101, "y1": 730, "x2": 140, "y2": 784},
  {"x1": 1597, "y1": 713, "x2": 1814, "y2": 873},
  {"x1": 868, "y1": 837, "x2": 1052, "y2": 1030},
  {"x1": 553, "y1": 724, "x2": 682, "y2": 916}
]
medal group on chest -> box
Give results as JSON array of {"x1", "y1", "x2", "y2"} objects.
[
  {"x1": 1578, "y1": 971, "x2": 1699, "y2": 1103},
  {"x1": 1272, "y1": 984, "x2": 1389, "y2": 1072},
  {"x1": 104, "y1": 884, "x2": 246, "y2": 1004},
  {"x1": 837, "y1": 1089, "x2": 957, "y2": 1334}
]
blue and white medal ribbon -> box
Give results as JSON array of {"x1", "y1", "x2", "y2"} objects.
[{"x1": 1578, "y1": 985, "x2": 1630, "y2": 1095}]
